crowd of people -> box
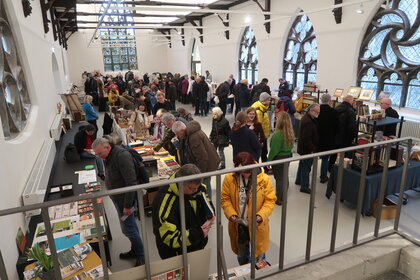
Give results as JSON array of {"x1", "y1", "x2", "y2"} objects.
[{"x1": 75, "y1": 69, "x2": 399, "y2": 268}]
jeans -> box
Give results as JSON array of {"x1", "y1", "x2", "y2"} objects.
[
  {"x1": 215, "y1": 145, "x2": 226, "y2": 168},
  {"x1": 80, "y1": 151, "x2": 105, "y2": 176},
  {"x1": 295, "y1": 158, "x2": 314, "y2": 190},
  {"x1": 203, "y1": 177, "x2": 212, "y2": 199},
  {"x1": 237, "y1": 242, "x2": 266, "y2": 265},
  {"x1": 272, "y1": 154, "x2": 292, "y2": 202},
  {"x1": 199, "y1": 98, "x2": 207, "y2": 116},
  {"x1": 112, "y1": 200, "x2": 145, "y2": 262},
  {"x1": 320, "y1": 155, "x2": 329, "y2": 181}
]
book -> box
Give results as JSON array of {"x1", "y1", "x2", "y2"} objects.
[
  {"x1": 15, "y1": 227, "x2": 27, "y2": 255},
  {"x1": 57, "y1": 245, "x2": 85, "y2": 278}
]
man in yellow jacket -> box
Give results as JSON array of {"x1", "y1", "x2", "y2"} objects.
[{"x1": 251, "y1": 92, "x2": 272, "y2": 166}]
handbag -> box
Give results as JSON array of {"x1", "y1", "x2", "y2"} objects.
[{"x1": 237, "y1": 175, "x2": 252, "y2": 245}]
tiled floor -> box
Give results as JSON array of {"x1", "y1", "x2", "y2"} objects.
[{"x1": 95, "y1": 101, "x2": 419, "y2": 275}]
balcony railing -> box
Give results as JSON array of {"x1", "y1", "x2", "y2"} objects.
[{"x1": 1, "y1": 137, "x2": 419, "y2": 280}]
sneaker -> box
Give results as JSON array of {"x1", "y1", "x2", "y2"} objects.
[
  {"x1": 119, "y1": 250, "x2": 136, "y2": 260},
  {"x1": 275, "y1": 199, "x2": 282, "y2": 206},
  {"x1": 300, "y1": 188, "x2": 311, "y2": 194}
]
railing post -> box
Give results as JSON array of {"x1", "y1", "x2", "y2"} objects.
[
  {"x1": 40, "y1": 207, "x2": 62, "y2": 280},
  {"x1": 0, "y1": 249, "x2": 9, "y2": 280},
  {"x1": 374, "y1": 143, "x2": 392, "y2": 237},
  {"x1": 394, "y1": 139, "x2": 412, "y2": 231},
  {"x1": 92, "y1": 200, "x2": 109, "y2": 280},
  {"x1": 305, "y1": 156, "x2": 318, "y2": 261},
  {"x1": 136, "y1": 189, "x2": 151, "y2": 279},
  {"x1": 178, "y1": 179, "x2": 189, "y2": 280},
  {"x1": 278, "y1": 159, "x2": 289, "y2": 270},
  {"x1": 216, "y1": 174, "x2": 228, "y2": 280},
  {"x1": 353, "y1": 147, "x2": 369, "y2": 244},
  {"x1": 250, "y1": 168, "x2": 258, "y2": 279},
  {"x1": 330, "y1": 154, "x2": 345, "y2": 252}
]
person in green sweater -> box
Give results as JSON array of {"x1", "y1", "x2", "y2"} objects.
[{"x1": 268, "y1": 111, "x2": 294, "y2": 205}]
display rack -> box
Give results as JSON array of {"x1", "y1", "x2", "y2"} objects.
[{"x1": 352, "y1": 116, "x2": 405, "y2": 173}]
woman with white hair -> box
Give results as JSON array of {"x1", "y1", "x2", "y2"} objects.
[
  {"x1": 82, "y1": 95, "x2": 99, "y2": 133},
  {"x1": 210, "y1": 107, "x2": 231, "y2": 169}
]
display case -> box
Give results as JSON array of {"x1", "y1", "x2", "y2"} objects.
[{"x1": 352, "y1": 116, "x2": 405, "y2": 173}]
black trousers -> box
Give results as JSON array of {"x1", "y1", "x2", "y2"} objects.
[{"x1": 219, "y1": 98, "x2": 227, "y2": 116}]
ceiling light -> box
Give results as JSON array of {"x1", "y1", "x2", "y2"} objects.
[
  {"x1": 244, "y1": 15, "x2": 251, "y2": 23},
  {"x1": 356, "y1": 3, "x2": 364, "y2": 14}
]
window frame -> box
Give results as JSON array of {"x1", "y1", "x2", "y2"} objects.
[
  {"x1": 282, "y1": 13, "x2": 318, "y2": 90},
  {"x1": 356, "y1": 0, "x2": 420, "y2": 108},
  {"x1": 238, "y1": 26, "x2": 258, "y2": 85}
]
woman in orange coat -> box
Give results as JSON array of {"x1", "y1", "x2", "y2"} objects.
[{"x1": 221, "y1": 152, "x2": 276, "y2": 265}]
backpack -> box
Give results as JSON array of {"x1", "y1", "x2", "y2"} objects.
[
  {"x1": 275, "y1": 96, "x2": 290, "y2": 113},
  {"x1": 64, "y1": 143, "x2": 81, "y2": 163},
  {"x1": 122, "y1": 146, "x2": 150, "y2": 185}
]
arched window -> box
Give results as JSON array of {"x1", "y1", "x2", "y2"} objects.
[
  {"x1": 0, "y1": 1, "x2": 31, "y2": 140},
  {"x1": 283, "y1": 13, "x2": 317, "y2": 90},
  {"x1": 357, "y1": 0, "x2": 420, "y2": 107},
  {"x1": 239, "y1": 27, "x2": 258, "y2": 84},
  {"x1": 191, "y1": 39, "x2": 202, "y2": 76},
  {"x1": 100, "y1": 3, "x2": 138, "y2": 72}
]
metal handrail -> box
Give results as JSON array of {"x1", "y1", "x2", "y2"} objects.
[
  {"x1": 0, "y1": 137, "x2": 412, "y2": 217},
  {"x1": 1, "y1": 136, "x2": 419, "y2": 280}
]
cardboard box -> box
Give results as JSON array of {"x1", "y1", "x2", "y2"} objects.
[{"x1": 372, "y1": 197, "x2": 397, "y2": 219}]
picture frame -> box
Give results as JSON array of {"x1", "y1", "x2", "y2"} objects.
[
  {"x1": 346, "y1": 86, "x2": 362, "y2": 98},
  {"x1": 333, "y1": 88, "x2": 344, "y2": 97},
  {"x1": 358, "y1": 89, "x2": 374, "y2": 101}
]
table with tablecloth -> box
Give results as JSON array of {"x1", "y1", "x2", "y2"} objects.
[{"x1": 326, "y1": 160, "x2": 420, "y2": 215}]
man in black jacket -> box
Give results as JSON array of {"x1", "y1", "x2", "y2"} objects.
[
  {"x1": 317, "y1": 94, "x2": 338, "y2": 183},
  {"x1": 296, "y1": 103, "x2": 320, "y2": 193},
  {"x1": 92, "y1": 138, "x2": 145, "y2": 266},
  {"x1": 152, "y1": 92, "x2": 172, "y2": 116},
  {"x1": 152, "y1": 164, "x2": 215, "y2": 259},
  {"x1": 378, "y1": 97, "x2": 399, "y2": 136},
  {"x1": 251, "y1": 78, "x2": 271, "y2": 103},
  {"x1": 166, "y1": 80, "x2": 178, "y2": 110},
  {"x1": 215, "y1": 78, "x2": 232, "y2": 116},
  {"x1": 193, "y1": 76, "x2": 209, "y2": 116},
  {"x1": 335, "y1": 95, "x2": 357, "y2": 157},
  {"x1": 74, "y1": 124, "x2": 104, "y2": 179},
  {"x1": 278, "y1": 78, "x2": 289, "y2": 96}
]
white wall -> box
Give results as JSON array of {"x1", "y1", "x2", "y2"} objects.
[
  {"x1": 0, "y1": 0, "x2": 68, "y2": 278},
  {"x1": 163, "y1": 0, "x2": 380, "y2": 90},
  {"x1": 67, "y1": 30, "x2": 169, "y2": 87}
]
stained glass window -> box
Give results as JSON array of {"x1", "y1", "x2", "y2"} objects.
[
  {"x1": 100, "y1": 3, "x2": 138, "y2": 71},
  {"x1": 0, "y1": 1, "x2": 31, "y2": 140},
  {"x1": 239, "y1": 27, "x2": 258, "y2": 84},
  {"x1": 191, "y1": 39, "x2": 202, "y2": 76},
  {"x1": 283, "y1": 13, "x2": 317, "y2": 90},
  {"x1": 357, "y1": 0, "x2": 420, "y2": 107}
]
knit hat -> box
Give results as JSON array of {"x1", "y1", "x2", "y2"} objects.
[{"x1": 259, "y1": 92, "x2": 271, "y2": 102}]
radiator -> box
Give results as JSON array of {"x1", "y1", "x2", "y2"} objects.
[
  {"x1": 49, "y1": 113, "x2": 63, "y2": 141},
  {"x1": 399, "y1": 120, "x2": 420, "y2": 139},
  {"x1": 22, "y1": 138, "x2": 56, "y2": 216}
]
